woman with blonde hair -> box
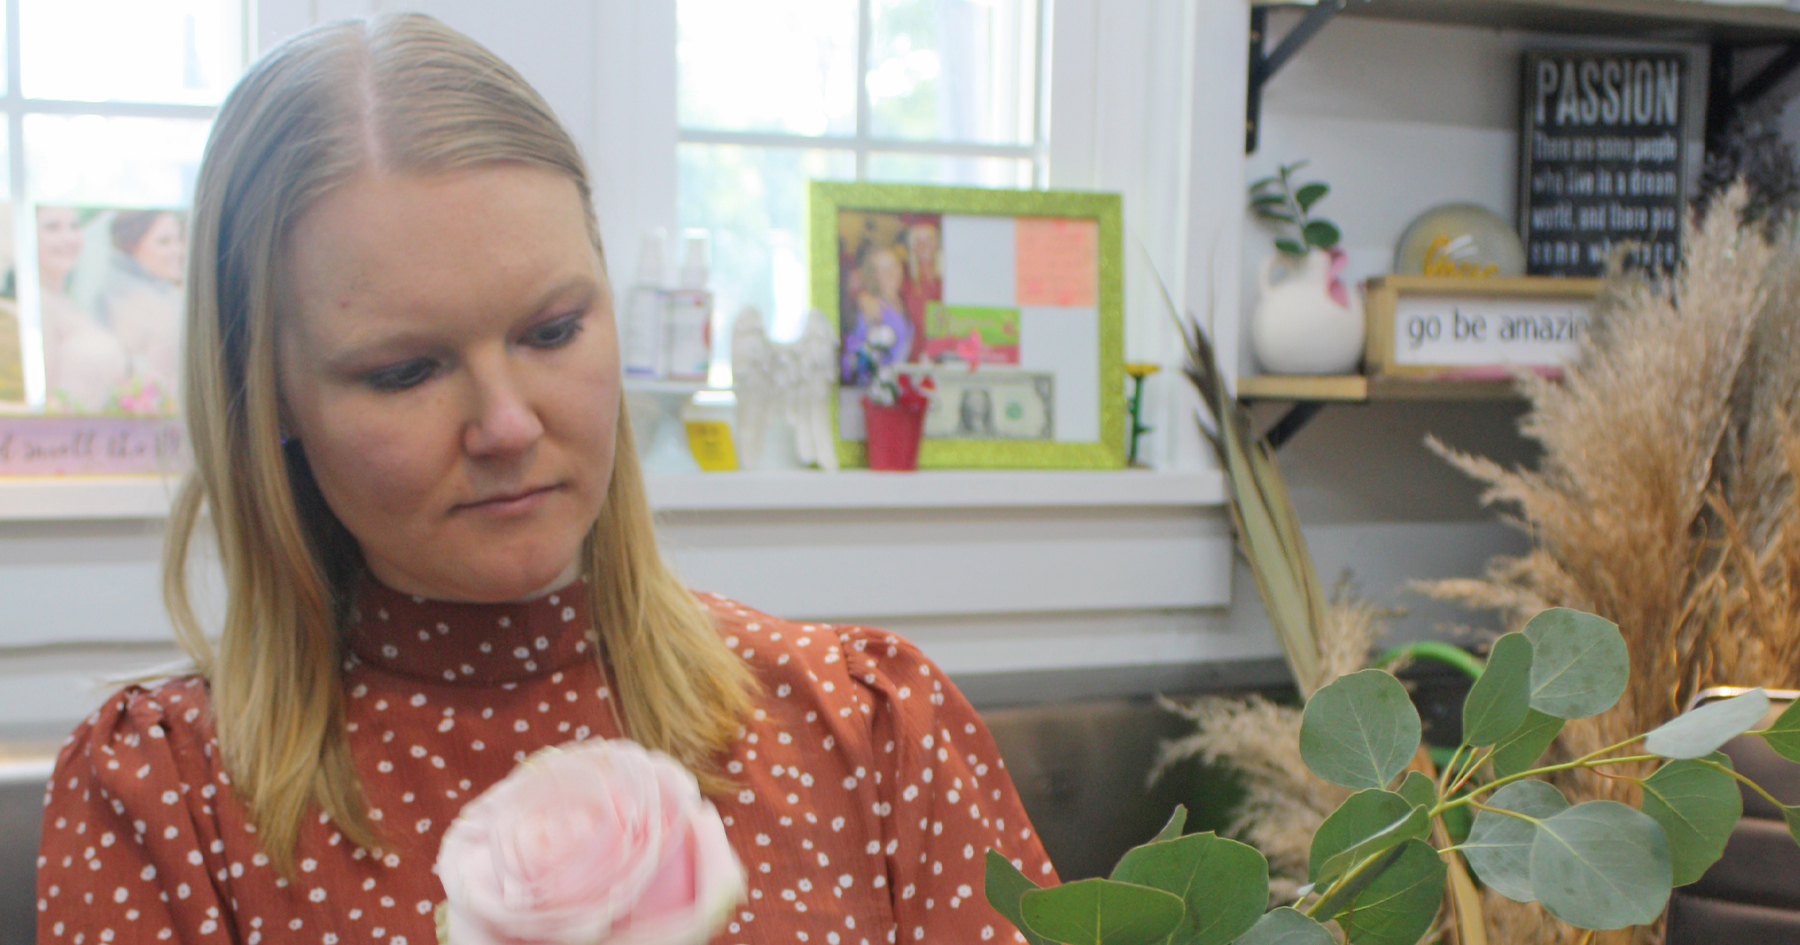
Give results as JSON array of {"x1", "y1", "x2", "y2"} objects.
[{"x1": 36, "y1": 14, "x2": 1051, "y2": 944}]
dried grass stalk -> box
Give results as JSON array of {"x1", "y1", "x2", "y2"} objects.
[
  {"x1": 1418, "y1": 186, "x2": 1800, "y2": 943},
  {"x1": 1156, "y1": 584, "x2": 1387, "y2": 902}
]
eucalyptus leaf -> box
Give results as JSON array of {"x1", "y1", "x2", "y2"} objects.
[
  {"x1": 1644, "y1": 689, "x2": 1769, "y2": 759},
  {"x1": 1491, "y1": 710, "x2": 1565, "y2": 779},
  {"x1": 1150, "y1": 806, "x2": 1188, "y2": 845},
  {"x1": 1336, "y1": 839, "x2": 1448, "y2": 945},
  {"x1": 1463, "y1": 634, "x2": 1534, "y2": 747},
  {"x1": 1639, "y1": 754, "x2": 1741, "y2": 886},
  {"x1": 1397, "y1": 771, "x2": 1436, "y2": 811},
  {"x1": 1310, "y1": 845, "x2": 1407, "y2": 921},
  {"x1": 1463, "y1": 780, "x2": 1568, "y2": 903},
  {"x1": 1234, "y1": 908, "x2": 1335, "y2": 945},
  {"x1": 986, "y1": 850, "x2": 1052, "y2": 945},
  {"x1": 1521, "y1": 609, "x2": 1629, "y2": 720},
  {"x1": 1020, "y1": 879, "x2": 1185, "y2": 945},
  {"x1": 1757, "y1": 697, "x2": 1800, "y2": 763},
  {"x1": 1529, "y1": 801, "x2": 1673, "y2": 930},
  {"x1": 1299, "y1": 670, "x2": 1423, "y2": 791},
  {"x1": 1111, "y1": 832, "x2": 1267, "y2": 945},
  {"x1": 1301, "y1": 220, "x2": 1340, "y2": 250},
  {"x1": 1309, "y1": 790, "x2": 1431, "y2": 885},
  {"x1": 1294, "y1": 183, "x2": 1329, "y2": 210},
  {"x1": 1782, "y1": 805, "x2": 1800, "y2": 847},
  {"x1": 1274, "y1": 238, "x2": 1307, "y2": 257}
]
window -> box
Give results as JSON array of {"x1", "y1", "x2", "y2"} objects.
[
  {"x1": 676, "y1": 0, "x2": 1044, "y2": 358},
  {"x1": 11, "y1": 0, "x2": 246, "y2": 413}
]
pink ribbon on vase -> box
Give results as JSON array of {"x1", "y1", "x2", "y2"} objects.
[{"x1": 1327, "y1": 248, "x2": 1351, "y2": 309}]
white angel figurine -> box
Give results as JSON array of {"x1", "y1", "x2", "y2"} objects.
[{"x1": 731, "y1": 306, "x2": 840, "y2": 472}]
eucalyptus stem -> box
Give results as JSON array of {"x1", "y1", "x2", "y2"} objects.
[
  {"x1": 1448, "y1": 745, "x2": 1492, "y2": 796},
  {"x1": 1695, "y1": 757, "x2": 1785, "y2": 810},
  {"x1": 1433, "y1": 754, "x2": 1661, "y2": 817}
]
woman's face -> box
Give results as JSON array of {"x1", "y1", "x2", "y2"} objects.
[
  {"x1": 132, "y1": 212, "x2": 186, "y2": 285},
  {"x1": 37, "y1": 206, "x2": 83, "y2": 286},
  {"x1": 279, "y1": 166, "x2": 619, "y2": 603}
]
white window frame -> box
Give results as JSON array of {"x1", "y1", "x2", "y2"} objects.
[
  {"x1": 676, "y1": 0, "x2": 1050, "y2": 188},
  {"x1": 5, "y1": 0, "x2": 250, "y2": 407}
]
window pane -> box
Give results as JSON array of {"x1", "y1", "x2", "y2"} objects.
[
  {"x1": 678, "y1": 144, "x2": 854, "y2": 362},
  {"x1": 22, "y1": 0, "x2": 244, "y2": 105},
  {"x1": 26, "y1": 114, "x2": 210, "y2": 207},
  {"x1": 867, "y1": 152, "x2": 1031, "y2": 188},
  {"x1": 679, "y1": 0, "x2": 857, "y2": 137},
  {"x1": 869, "y1": 0, "x2": 1036, "y2": 145}
]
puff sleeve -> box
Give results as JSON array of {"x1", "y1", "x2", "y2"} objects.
[
  {"x1": 37, "y1": 681, "x2": 237, "y2": 944},
  {"x1": 840, "y1": 626, "x2": 1058, "y2": 943}
]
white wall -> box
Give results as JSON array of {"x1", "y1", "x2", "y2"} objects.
[{"x1": 1232, "y1": 14, "x2": 1709, "y2": 645}]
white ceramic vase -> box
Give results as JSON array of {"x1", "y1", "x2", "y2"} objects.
[{"x1": 1251, "y1": 248, "x2": 1365, "y2": 375}]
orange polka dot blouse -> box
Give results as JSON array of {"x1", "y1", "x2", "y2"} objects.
[{"x1": 36, "y1": 580, "x2": 1057, "y2": 944}]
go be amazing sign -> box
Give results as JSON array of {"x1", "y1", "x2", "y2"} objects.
[{"x1": 1518, "y1": 50, "x2": 1688, "y2": 278}]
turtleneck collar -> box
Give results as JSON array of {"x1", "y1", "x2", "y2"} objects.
[{"x1": 346, "y1": 575, "x2": 600, "y2": 686}]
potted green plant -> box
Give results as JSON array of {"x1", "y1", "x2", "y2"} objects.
[{"x1": 1247, "y1": 161, "x2": 1363, "y2": 376}]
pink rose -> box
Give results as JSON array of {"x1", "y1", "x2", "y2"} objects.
[{"x1": 436, "y1": 739, "x2": 746, "y2": 945}]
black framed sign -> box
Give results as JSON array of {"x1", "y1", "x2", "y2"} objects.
[{"x1": 1518, "y1": 50, "x2": 1688, "y2": 277}]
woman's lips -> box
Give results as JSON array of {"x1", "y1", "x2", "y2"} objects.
[{"x1": 454, "y1": 484, "x2": 561, "y2": 516}]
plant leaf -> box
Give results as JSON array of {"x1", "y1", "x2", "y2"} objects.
[
  {"x1": 1309, "y1": 789, "x2": 1431, "y2": 885},
  {"x1": 1019, "y1": 879, "x2": 1185, "y2": 945},
  {"x1": 1300, "y1": 670, "x2": 1423, "y2": 791},
  {"x1": 1397, "y1": 771, "x2": 1437, "y2": 811},
  {"x1": 1639, "y1": 754, "x2": 1741, "y2": 886},
  {"x1": 1783, "y1": 805, "x2": 1800, "y2": 847},
  {"x1": 986, "y1": 850, "x2": 1052, "y2": 945},
  {"x1": 1759, "y1": 698, "x2": 1800, "y2": 763},
  {"x1": 1462, "y1": 780, "x2": 1568, "y2": 903},
  {"x1": 1529, "y1": 801, "x2": 1672, "y2": 930},
  {"x1": 1520, "y1": 609, "x2": 1630, "y2": 720},
  {"x1": 1295, "y1": 183, "x2": 1329, "y2": 210},
  {"x1": 1234, "y1": 908, "x2": 1335, "y2": 945},
  {"x1": 1645, "y1": 689, "x2": 1769, "y2": 759},
  {"x1": 1111, "y1": 833, "x2": 1268, "y2": 945},
  {"x1": 1490, "y1": 710, "x2": 1564, "y2": 779},
  {"x1": 1463, "y1": 634, "x2": 1534, "y2": 747},
  {"x1": 1302, "y1": 220, "x2": 1340, "y2": 250},
  {"x1": 1274, "y1": 238, "x2": 1307, "y2": 257},
  {"x1": 1337, "y1": 839, "x2": 1448, "y2": 945},
  {"x1": 1248, "y1": 176, "x2": 1280, "y2": 192},
  {"x1": 1150, "y1": 806, "x2": 1188, "y2": 845}
]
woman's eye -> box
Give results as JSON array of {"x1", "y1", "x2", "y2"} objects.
[
  {"x1": 366, "y1": 358, "x2": 437, "y2": 392},
  {"x1": 523, "y1": 315, "x2": 584, "y2": 349}
]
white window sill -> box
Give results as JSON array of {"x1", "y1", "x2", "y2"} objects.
[{"x1": 0, "y1": 469, "x2": 1227, "y2": 521}]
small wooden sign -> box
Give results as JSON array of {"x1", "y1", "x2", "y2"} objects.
[
  {"x1": 1518, "y1": 49, "x2": 1688, "y2": 276},
  {"x1": 1364, "y1": 276, "x2": 1605, "y2": 379},
  {"x1": 0, "y1": 416, "x2": 186, "y2": 476}
]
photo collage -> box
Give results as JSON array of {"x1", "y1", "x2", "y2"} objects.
[{"x1": 835, "y1": 209, "x2": 1100, "y2": 445}]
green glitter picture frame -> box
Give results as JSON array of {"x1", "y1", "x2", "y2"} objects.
[{"x1": 809, "y1": 180, "x2": 1125, "y2": 470}]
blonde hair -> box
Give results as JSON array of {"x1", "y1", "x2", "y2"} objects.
[{"x1": 164, "y1": 13, "x2": 755, "y2": 871}]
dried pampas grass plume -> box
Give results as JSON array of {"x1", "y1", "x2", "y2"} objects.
[
  {"x1": 1420, "y1": 185, "x2": 1800, "y2": 943},
  {"x1": 1155, "y1": 581, "x2": 1389, "y2": 902}
]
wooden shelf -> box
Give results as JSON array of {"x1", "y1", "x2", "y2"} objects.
[
  {"x1": 1337, "y1": 0, "x2": 1800, "y2": 42},
  {"x1": 1238, "y1": 374, "x2": 1526, "y2": 403}
]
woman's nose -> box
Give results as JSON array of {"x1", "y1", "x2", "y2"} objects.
[{"x1": 462, "y1": 360, "x2": 544, "y2": 458}]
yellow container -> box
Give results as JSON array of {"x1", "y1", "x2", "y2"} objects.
[{"x1": 681, "y1": 392, "x2": 738, "y2": 472}]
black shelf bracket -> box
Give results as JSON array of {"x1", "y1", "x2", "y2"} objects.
[
  {"x1": 1247, "y1": 0, "x2": 1353, "y2": 153},
  {"x1": 1260, "y1": 400, "x2": 1327, "y2": 450},
  {"x1": 1706, "y1": 41, "x2": 1800, "y2": 149}
]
